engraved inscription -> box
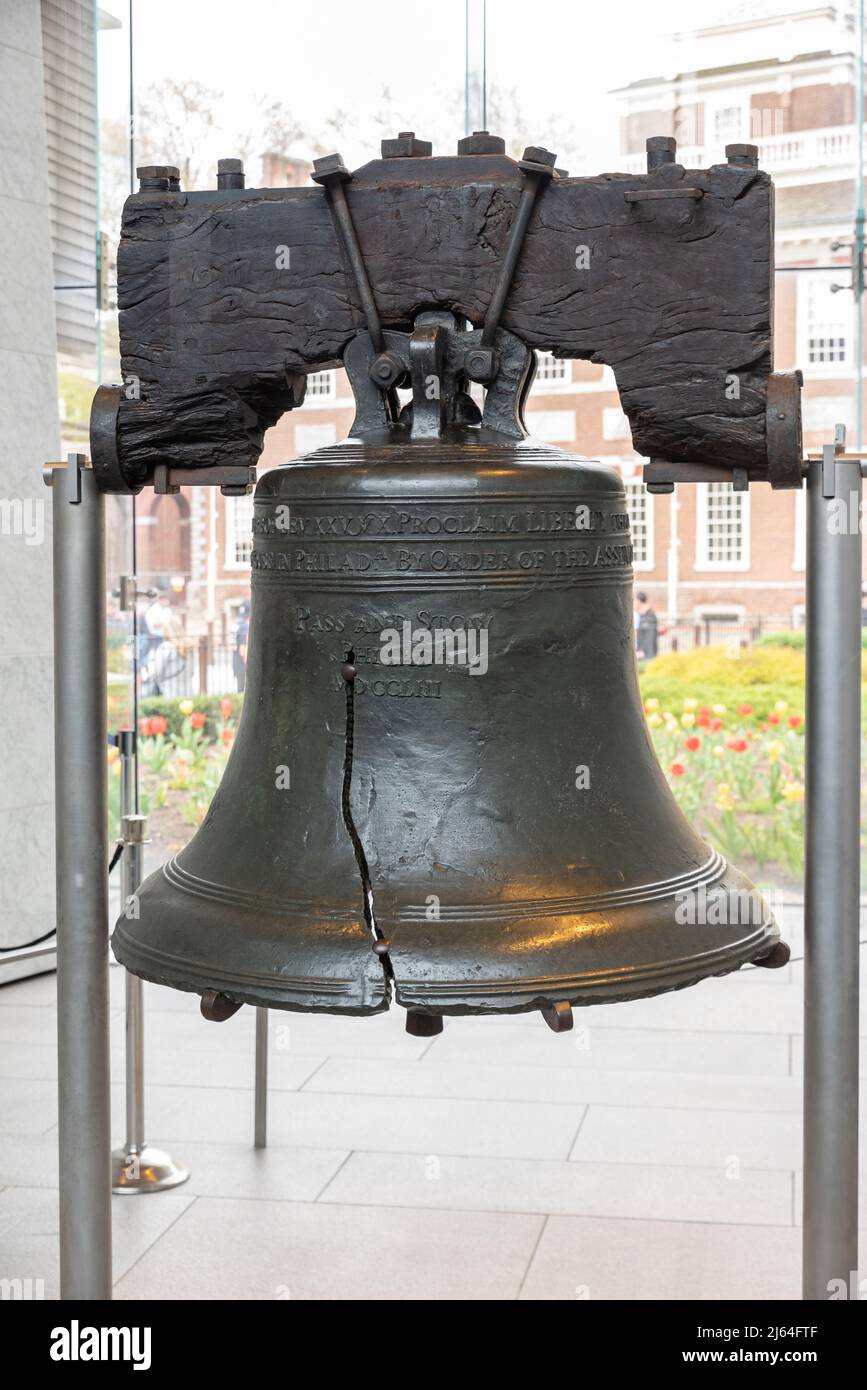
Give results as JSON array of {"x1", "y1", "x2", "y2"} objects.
[{"x1": 253, "y1": 505, "x2": 629, "y2": 540}]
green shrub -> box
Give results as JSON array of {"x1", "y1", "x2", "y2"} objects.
[
  {"x1": 107, "y1": 691, "x2": 244, "y2": 740},
  {"x1": 639, "y1": 646, "x2": 808, "y2": 719},
  {"x1": 138, "y1": 694, "x2": 243, "y2": 739}
]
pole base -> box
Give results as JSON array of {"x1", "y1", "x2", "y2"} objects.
[{"x1": 111, "y1": 1144, "x2": 190, "y2": 1195}]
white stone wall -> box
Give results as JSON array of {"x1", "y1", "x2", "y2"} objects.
[{"x1": 0, "y1": 1, "x2": 60, "y2": 980}]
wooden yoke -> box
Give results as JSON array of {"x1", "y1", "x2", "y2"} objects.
[{"x1": 92, "y1": 135, "x2": 801, "y2": 494}]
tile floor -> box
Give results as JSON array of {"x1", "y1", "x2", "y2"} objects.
[{"x1": 0, "y1": 901, "x2": 864, "y2": 1300}]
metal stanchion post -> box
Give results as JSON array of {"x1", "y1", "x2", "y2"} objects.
[
  {"x1": 49, "y1": 454, "x2": 112, "y2": 1300},
  {"x1": 111, "y1": 736, "x2": 189, "y2": 1193},
  {"x1": 803, "y1": 429, "x2": 861, "y2": 1299},
  {"x1": 254, "y1": 1007, "x2": 268, "y2": 1148}
]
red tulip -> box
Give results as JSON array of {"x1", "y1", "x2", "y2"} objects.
[
  {"x1": 685, "y1": 736, "x2": 701, "y2": 752},
  {"x1": 788, "y1": 714, "x2": 802, "y2": 729},
  {"x1": 670, "y1": 761, "x2": 686, "y2": 777},
  {"x1": 726, "y1": 738, "x2": 748, "y2": 753},
  {"x1": 151, "y1": 715, "x2": 168, "y2": 736},
  {"x1": 220, "y1": 697, "x2": 233, "y2": 721},
  {"x1": 696, "y1": 713, "x2": 711, "y2": 728},
  {"x1": 221, "y1": 727, "x2": 233, "y2": 746},
  {"x1": 737, "y1": 703, "x2": 753, "y2": 716},
  {"x1": 710, "y1": 717, "x2": 723, "y2": 732},
  {"x1": 767, "y1": 713, "x2": 780, "y2": 725},
  {"x1": 698, "y1": 706, "x2": 710, "y2": 717},
  {"x1": 190, "y1": 712, "x2": 206, "y2": 729}
]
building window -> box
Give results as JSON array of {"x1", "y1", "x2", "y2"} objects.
[
  {"x1": 306, "y1": 369, "x2": 336, "y2": 399},
  {"x1": 225, "y1": 493, "x2": 254, "y2": 569},
  {"x1": 696, "y1": 482, "x2": 750, "y2": 570},
  {"x1": 800, "y1": 275, "x2": 851, "y2": 369},
  {"x1": 294, "y1": 422, "x2": 337, "y2": 453},
  {"x1": 524, "y1": 409, "x2": 576, "y2": 442},
  {"x1": 623, "y1": 479, "x2": 653, "y2": 569},
  {"x1": 534, "y1": 351, "x2": 571, "y2": 385},
  {"x1": 802, "y1": 394, "x2": 853, "y2": 436},
  {"x1": 713, "y1": 106, "x2": 741, "y2": 146},
  {"x1": 602, "y1": 406, "x2": 632, "y2": 441}
]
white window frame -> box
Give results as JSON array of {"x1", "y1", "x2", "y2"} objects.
[
  {"x1": 623, "y1": 478, "x2": 654, "y2": 571},
  {"x1": 693, "y1": 602, "x2": 747, "y2": 623},
  {"x1": 305, "y1": 369, "x2": 336, "y2": 401},
  {"x1": 224, "y1": 493, "x2": 255, "y2": 570},
  {"x1": 533, "y1": 351, "x2": 571, "y2": 387},
  {"x1": 797, "y1": 272, "x2": 853, "y2": 375},
  {"x1": 695, "y1": 481, "x2": 750, "y2": 572}
]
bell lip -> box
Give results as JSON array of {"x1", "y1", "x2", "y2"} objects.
[
  {"x1": 110, "y1": 923, "x2": 391, "y2": 1017},
  {"x1": 392, "y1": 920, "x2": 780, "y2": 1015}
]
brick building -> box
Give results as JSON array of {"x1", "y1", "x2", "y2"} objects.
[{"x1": 138, "y1": 2, "x2": 865, "y2": 650}]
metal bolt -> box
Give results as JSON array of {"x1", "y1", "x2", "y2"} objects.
[
  {"x1": 725, "y1": 143, "x2": 759, "y2": 168},
  {"x1": 136, "y1": 164, "x2": 179, "y2": 192},
  {"x1": 217, "y1": 158, "x2": 245, "y2": 190},
  {"x1": 457, "y1": 130, "x2": 506, "y2": 156},
  {"x1": 381, "y1": 132, "x2": 432, "y2": 159},
  {"x1": 464, "y1": 346, "x2": 498, "y2": 383},
  {"x1": 368, "y1": 350, "x2": 405, "y2": 390},
  {"x1": 646, "y1": 136, "x2": 677, "y2": 171}
]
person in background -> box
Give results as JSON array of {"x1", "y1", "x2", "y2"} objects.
[
  {"x1": 635, "y1": 591, "x2": 659, "y2": 661},
  {"x1": 233, "y1": 601, "x2": 250, "y2": 693},
  {"x1": 140, "y1": 610, "x2": 190, "y2": 697}
]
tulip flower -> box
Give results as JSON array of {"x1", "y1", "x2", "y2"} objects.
[
  {"x1": 788, "y1": 714, "x2": 802, "y2": 729},
  {"x1": 190, "y1": 712, "x2": 206, "y2": 729},
  {"x1": 670, "y1": 762, "x2": 686, "y2": 777},
  {"x1": 220, "y1": 697, "x2": 234, "y2": 721},
  {"x1": 179, "y1": 698, "x2": 194, "y2": 716},
  {"x1": 737, "y1": 703, "x2": 753, "y2": 716},
  {"x1": 685, "y1": 736, "x2": 701, "y2": 752}
]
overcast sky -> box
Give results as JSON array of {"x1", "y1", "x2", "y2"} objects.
[{"x1": 96, "y1": 0, "x2": 730, "y2": 177}]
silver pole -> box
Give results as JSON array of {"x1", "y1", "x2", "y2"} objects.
[
  {"x1": 50, "y1": 454, "x2": 112, "y2": 1300},
  {"x1": 803, "y1": 438, "x2": 861, "y2": 1299},
  {"x1": 254, "y1": 1007, "x2": 269, "y2": 1148},
  {"x1": 111, "y1": 743, "x2": 189, "y2": 1194}
]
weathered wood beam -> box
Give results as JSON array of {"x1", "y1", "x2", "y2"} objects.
[{"x1": 106, "y1": 149, "x2": 796, "y2": 489}]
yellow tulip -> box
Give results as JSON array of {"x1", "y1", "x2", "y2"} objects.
[
  {"x1": 682, "y1": 698, "x2": 698, "y2": 711},
  {"x1": 681, "y1": 712, "x2": 696, "y2": 727},
  {"x1": 665, "y1": 721, "x2": 678, "y2": 735},
  {"x1": 712, "y1": 703, "x2": 726, "y2": 715},
  {"x1": 647, "y1": 712, "x2": 663, "y2": 729},
  {"x1": 179, "y1": 698, "x2": 194, "y2": 716},
  {"x1": 644, "y1": 697, "x2": 660, "y2": 712},
  {"x1": 782, "y1": 782, "x2": 805, "y2": 802},
  {"x1": 712, "y1": 745, "x2": 725, "y2": 758},
  {"x1": 774, "y1": 700, "x2": 788, "y2": 714},
  {"x1": 767, "y1": 740, "x2": 784, "y2": 764}
]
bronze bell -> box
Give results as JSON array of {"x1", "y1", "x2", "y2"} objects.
[{"x1": 112, "y1": 314, "x2": 783, "y2": 1027}]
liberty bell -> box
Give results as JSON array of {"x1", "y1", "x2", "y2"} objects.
[{"x1": 110, "y1": 140, "x2": 789, "y2": 1034}]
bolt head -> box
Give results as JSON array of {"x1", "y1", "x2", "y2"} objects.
[
  {"x1": 464, "y1": 347, "x2": 497, "y2": 383},
  {"x1": 368, "y1": 350, "x2": 405, "y2": 390}
]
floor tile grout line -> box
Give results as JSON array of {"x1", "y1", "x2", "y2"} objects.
[
  {"x1": 296, "y1": 1057, "x2": 332, "y2": 1092},
  {"x1": 313, "y1": 1149, "x2": 356, "y2": 1202},
  {"x1": 111, "y1": 1193, "x2": 201, "y2": 1291},
  {"x1": 515, "y1": 1213, "x2": 549, "y2": 1299},
  {"x1": 0, "y1": 1183, "x2": 832, "y2": 1237},
  {"x1": 566, "y1": 1103, "x2": 591, "y2": 1161}
]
